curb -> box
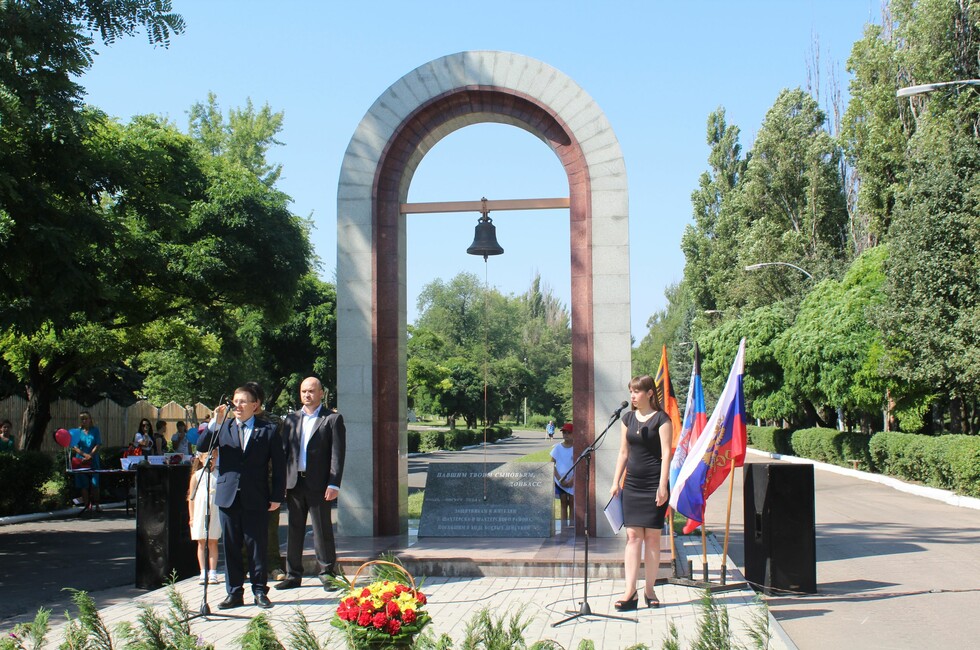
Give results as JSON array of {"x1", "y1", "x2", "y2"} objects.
[
  {"x1": 747, "y1": 448, "x2": 980, "y2": 511},
  {"x1": 0, "y1": 500, "x2": 129, "y2": 527}
]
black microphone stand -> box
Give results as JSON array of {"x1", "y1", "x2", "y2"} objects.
[{"x1": 553, "y1": 408, "x2": 635, "y2": 627}]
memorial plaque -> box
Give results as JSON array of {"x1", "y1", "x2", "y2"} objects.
[{"x1": 419, "y1": 461, "x2": 553, "y2": 537}]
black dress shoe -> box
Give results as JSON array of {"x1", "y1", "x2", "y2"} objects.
[
  {"x1": 217, "y1": 594, "x2": 244, "y2": 610},
  {"x1": 254, "y1": 593, "x2": 273, "y2": 609},
  {"x1": 319, "y1": 573, "x2": 342, "y2": 591},
  {"x1": 275, "y1": 577, "x2": 302, "y2": 590}
]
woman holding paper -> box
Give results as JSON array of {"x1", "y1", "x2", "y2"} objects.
[{"x1": 609, "y1": 374, "x2": 672, "y2": 610}]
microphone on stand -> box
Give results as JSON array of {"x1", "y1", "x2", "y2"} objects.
[{"x1": 610, "y1": 400, "x2": 630, "y2": 420}]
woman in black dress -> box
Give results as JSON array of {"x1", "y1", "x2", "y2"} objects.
[{"x1": 609, "y1": 374, "x2": 672, "y2": 610}]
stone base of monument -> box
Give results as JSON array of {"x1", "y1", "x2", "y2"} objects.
[{"x1": 294, "y1": 530, "x2": 673, "y2": 579}]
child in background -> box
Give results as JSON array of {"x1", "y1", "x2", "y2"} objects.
[
  {"x1": 551, "y1": 423, "x2": 575, "y2": 531},
  {"x1": 187, "y1": 450, "x2": 221, "y2": 584}
]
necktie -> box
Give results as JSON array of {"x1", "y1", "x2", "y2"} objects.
[{"x1": 237, "y1": 421, "x2": 245, "y2": 450}]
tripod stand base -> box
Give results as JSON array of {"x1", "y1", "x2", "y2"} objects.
[
  {"x1": 552, "y1": 600, "x2": 637, "y2": 627},
  {"x1": 667, "y1": 576, "x2": 748, "y2": 593}
]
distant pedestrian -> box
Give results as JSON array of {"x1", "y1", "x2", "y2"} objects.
[
  {"x1": 546, "y1": 420, "x2": 555, "y2": 439},
  {"x1": 551, "y1": 423, "x2": 575, "y2": 530}
]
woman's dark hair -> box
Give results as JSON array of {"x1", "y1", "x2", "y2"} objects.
[
  {"x1": 628, "y1": 375, "x2": 663, "y2": 411},
  {"x1": 139, "y1": 418, "x2": 152, "y2": 433},
  {"x1": 1, "y1": 419, "x2": 12, "y2": 428}
]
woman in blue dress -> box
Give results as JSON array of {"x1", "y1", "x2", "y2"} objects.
[{"x1": 70, "y1": 411, "x2": 102, "y2": 512}]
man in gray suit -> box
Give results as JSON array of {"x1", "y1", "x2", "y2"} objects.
[{"x1": 275, "y1": 376, "x2": 346, "y2": 590}]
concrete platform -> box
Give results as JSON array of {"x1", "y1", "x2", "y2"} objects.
[{"x1": 35, "y1": 532, "x2": 793, "y2": 650}]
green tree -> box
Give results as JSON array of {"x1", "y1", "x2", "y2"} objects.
[
  {"x1": 2, "y1": 114, "x2": 310, "y2": 449},
  {"x1": 188, "y1": 92, "x2": 285, "y2": 186},
  {"x1": 737, "y1": 88, "x2": 849, "y2": 308},
  {"x1": 774, "y1": 247, "x2": 896, "y2": 431},
  {"x1": 880, "y1": 119, "x2": 980, "y2": 433},
  {"x1": 681, "y1": 109, "x2": 748, "y2": 314}
]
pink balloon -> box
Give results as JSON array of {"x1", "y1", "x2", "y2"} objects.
[{"x1": 54, "y1": 428, "x2": 71, "y2": 448}]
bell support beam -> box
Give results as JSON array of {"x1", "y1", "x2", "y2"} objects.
[{"x1": 400, "y1": 197, "x2": 570, "y2": 214}]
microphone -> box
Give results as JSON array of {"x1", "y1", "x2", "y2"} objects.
[{"x1": 610, "y1": 400, "x2": 629, "y2": 419}]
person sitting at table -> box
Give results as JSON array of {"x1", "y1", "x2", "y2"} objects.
[
  {"x1": 70, "y1": 411, "x2": 102, "y2": 512},
  {"x1": 134, "y1": 418, "x2": 155, "y2": 454}
]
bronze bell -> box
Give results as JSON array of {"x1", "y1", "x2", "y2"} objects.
[{"x1": 466, "y1": 213, "x2": 504, "y2": 260}]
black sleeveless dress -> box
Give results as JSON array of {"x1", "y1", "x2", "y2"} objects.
[{"x1": 621, "y1": 409, "x2": 671, "y2": 529}]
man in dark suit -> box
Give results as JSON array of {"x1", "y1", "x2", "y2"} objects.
[
  {"x1": 275, "y1": 376, "x2": 346, "y2": 590},
  {"x1": 197, "y1": 384, "x2": 286, "y2": 609}
]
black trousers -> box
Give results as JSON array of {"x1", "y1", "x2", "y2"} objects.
[
  {"x1": 285, "y1": 475, "x2": 336, "y2": 578},
  {"x1": 218, "y1": 494, "x2": 270, "y2": 596}
]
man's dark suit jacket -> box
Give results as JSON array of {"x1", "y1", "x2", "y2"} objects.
[
  {"x1": 199, "y1": 416, "x2": 286, "y2": 509},
  {"x1": 282, "y1": 408, "x2": 346, "y2": 498}
]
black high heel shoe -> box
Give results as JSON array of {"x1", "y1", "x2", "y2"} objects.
[
  {"x1": 644, "y1": 590, "x2": 661, "y2": 608},
  {"x1": 614, "y1": 591, "x2": 639, "y2": 611}
]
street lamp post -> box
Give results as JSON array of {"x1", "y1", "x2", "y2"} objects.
[
  {"x1": 896, "y1": 79, "x2": 980, "y2": 98},
  {"x1": 743, "y1": 262, "x2": 813, "y2": 279}
]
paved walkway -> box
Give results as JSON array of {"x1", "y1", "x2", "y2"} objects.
[{"x1": 16, "y1": 534, "x2": 791, "y2": 650}]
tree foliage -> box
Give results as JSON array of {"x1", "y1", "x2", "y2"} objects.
[
  {"x1": 409, "y1": 272, "x2": 570, "y2": 426},
  {"x1": 662, "y1": 0, "x2": 980, "y2": 434}
]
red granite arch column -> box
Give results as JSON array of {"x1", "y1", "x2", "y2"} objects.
[{"x1": 371, "y1": 87, "x2": 595, "y2": 535}]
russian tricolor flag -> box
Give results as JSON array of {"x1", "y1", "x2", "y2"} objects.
[{"x1": 669, "y1": 338, "x2": 747, "y2": 526}]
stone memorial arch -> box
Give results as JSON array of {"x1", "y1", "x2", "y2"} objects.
[{"x1": 336, "y1": 51, "x2": 631, "y2": 537}]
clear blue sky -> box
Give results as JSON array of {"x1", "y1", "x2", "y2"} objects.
[{"x1": 80, "y1": 0, "x2": 877, "y2": 342}]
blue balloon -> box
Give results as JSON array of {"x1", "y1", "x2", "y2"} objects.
[{"x1": 186, "y1": 428, "x2": 199, "y2": 446}]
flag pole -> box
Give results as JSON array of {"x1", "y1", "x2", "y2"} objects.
[
  {"x1": 721, "y1": 455, "x2": 736, "y2": 585},
  {"x1": 668, "y1": 508, "x2": 678, "y2": 575}
]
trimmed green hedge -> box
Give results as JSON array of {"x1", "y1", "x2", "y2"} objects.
[
  {"x1": 789, "y1": 427, "x2": 875, "y2": 470},
  {"x1": 746, "y1": 425, "x2": 793, "y2": 455},
  {"x1": 407, "y1": 426, "x2": 514, "y2": 453},
  {"x1": 747, "y1": 425, "x2": 980, "y2": 499},
  {"x1": 0, "y1": 451, "x2": 55, "y2": 516},
  {"x1": 869, "y1": 432, "x2": 980, "y2": 497}
]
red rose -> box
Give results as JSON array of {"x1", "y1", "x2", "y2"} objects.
[
  {"x1": 386, "y1": 619, "x2": 402, "y2": 635},
  {"x1": 394, "y1": 584, "x2": 409, "y2": 595},
  {"x1": 402, "y1": 609, "x2": 416, "y2": 624},
  {"x1": 381, "y1": 591, "x2": 394, "y2": 602},
  {"x1": 357, "y1": 611, "x2": 372, "y2": 627},
  {"x1": 372, "y1": 612, "x2": 388, "y2": 629},
  {"x1": 360, "y1": 587, "x2": 372, "y2": 599},
  {"x1": 386, "y1": 600, "x2": 400, "y2": 616},
  {"x1": 414, "y1": 590, "x2": 427, "y2": 605}
]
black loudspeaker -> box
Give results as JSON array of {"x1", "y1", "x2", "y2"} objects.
[
  {"x1": 743, "y1": 463, "x2": 816, "y2": 594},
  {"x1": 135, "y1": 464, "x2": 198, "y2": 589}
]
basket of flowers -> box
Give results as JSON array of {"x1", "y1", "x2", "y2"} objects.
[{"x1": 331, "y1": 559, "x2": 431, "y2": 649}]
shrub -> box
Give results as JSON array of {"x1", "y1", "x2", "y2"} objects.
[
  {"x1": 442, "y1": 429, "x2": 459, "y2": 450},
  {"x1": 407, "y1": 430, "x2": 420, "y2": 453},
  {"x1": 869, "y1": 431, "x2": 980, "y2": 497},
  {"x1": 419, "y1": 430, "x2": 443, "y2": 453},
  {"x1": 0, "y1": 451, "x2": 55, "y2": 516},
  {"x1": 746, "y1": 425, "x2": 792, "y2": 455},
  {"x1": 789, "y1": 428, "x2": 873, "y2": 469}
]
